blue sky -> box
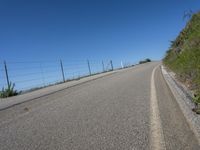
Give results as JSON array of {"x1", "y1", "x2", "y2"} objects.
[{"x1": 0, "y1": 0, "x2": 200, "y2": 90}]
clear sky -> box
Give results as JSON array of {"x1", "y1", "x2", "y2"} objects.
[
  {"x1": 0, "y1": 0, "x2": 200, "y2": 90},
  {"x1": 1, "y1": 0, "x2": 200, "y2": 63}
]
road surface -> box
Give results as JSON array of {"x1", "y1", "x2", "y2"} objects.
[{"x1": 0, "y1": 62, "x2": 199, "y2": 150}]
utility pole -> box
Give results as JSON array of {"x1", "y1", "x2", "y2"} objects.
[
  {"x1": 110, "y1": 60, "x2": 113, "y2": 71},
  {"x1": 60, "y1": 59, "x2": 65, "y2": 82},
  {"x1": 87, "y1": 60, "x2": 91, "y2": 75},
  {"x1": 4, "y1": 61, "x2": 10, "y2": 88},
  {"x1": 102, "y1": 60, "x2": 105, "y2": 72}
]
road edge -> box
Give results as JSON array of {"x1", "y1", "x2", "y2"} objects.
[
  {"x1": 0, "y1": 71, "x2": 117, "y2": 111},
  {"x1": 161, "y1": 65, "x2": 200, "y2": 145},
  {"x1": 0, "y1": 65, "x2": 138, "y2": 111}
]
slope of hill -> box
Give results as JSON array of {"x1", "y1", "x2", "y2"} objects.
[{"x1": 163, "y1": 11, "x2": 200, "y2": 103}]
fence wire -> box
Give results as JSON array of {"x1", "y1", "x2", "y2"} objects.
[{"x1": 0, "y1": 60, "x2": 113, "y2": 92}]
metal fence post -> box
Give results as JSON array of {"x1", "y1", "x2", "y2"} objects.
[
  {"x1": 121, "y1": 61, "x2": 124, "y2": 69},
  {"x1": 4, "y1": 61, "x2": 10, "y2": 88},
  {"x1": 60, "y1": 59, "x2": 65, "y2": 82},
  {"x1": 102, "y1": 60, "x2": 105, "y2": 72},
  {"x1": 110, "y1": 60, "x2": 113, "y2": 71},
  {"x1": 87, "y1": 60, "x2": 91, "y2": 75}
]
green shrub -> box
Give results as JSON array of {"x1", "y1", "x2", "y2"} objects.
[
  {"x1": 0, "y1": 82, "x2": 18, "y2": 98},
  {"x1": 139, "y1": 58, "x2": 151, "y2": 64}
]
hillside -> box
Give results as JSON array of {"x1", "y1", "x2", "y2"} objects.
[{"x1": 163, "y1": 11, "x2": 200, "y2": 103}]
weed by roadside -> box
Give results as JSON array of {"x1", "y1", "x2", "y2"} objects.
[{"x1": 0, "y1": 82, "x2": 19, "y2": 98}]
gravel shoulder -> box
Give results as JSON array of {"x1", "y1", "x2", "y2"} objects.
[{"x1": 159, "y1": 66, "x2": 200, "y2": 149}]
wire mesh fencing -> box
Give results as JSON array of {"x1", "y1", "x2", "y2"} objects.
[{"x1": 0, "y1": 60, "x2": 113, "y2": 92}]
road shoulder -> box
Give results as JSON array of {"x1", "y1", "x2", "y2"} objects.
[
  {"x1": 156, "y1": 67, "x2": 200, "y2": 149},
  {"x1": 0, "y1": 65, "x2": 139, "y2": 111},
  {"x1": 0, "y1": 71, "x2": 117, "y2": 111}
]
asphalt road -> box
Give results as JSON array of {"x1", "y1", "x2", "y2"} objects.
[{"x1": 0, "y1": 62, "x2": 199, "y2": 150}]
